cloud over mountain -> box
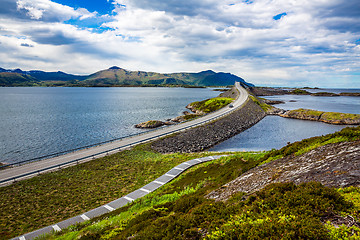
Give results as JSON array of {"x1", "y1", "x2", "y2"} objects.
[{"x1": 0, "y1": 0, "x2": 359, "y2": 87}]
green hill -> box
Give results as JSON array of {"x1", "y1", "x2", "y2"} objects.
[
  {"x1": 0, "y1": 66, "x2": 254, "y2": 87},
  {"x1": 0, "y1": 72, "x2": 39, "y2": 86}
]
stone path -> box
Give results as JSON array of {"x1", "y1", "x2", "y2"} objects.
[{"x1": 13, "y1": 155, "x2": 226, "y2": 240}]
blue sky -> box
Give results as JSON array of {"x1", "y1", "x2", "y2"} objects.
[{"x1": 0, "y1": 0, "x2": 359, "y2": 87}]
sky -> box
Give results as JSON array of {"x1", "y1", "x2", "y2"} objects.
[{"x1": 0, "y1": 0, "x2": 359, "y2": 87}]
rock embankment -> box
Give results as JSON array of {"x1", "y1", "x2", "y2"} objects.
[
  {"x1": 207, "y1": 140, "x2": 360, "y2": 201},
  {"x1": 278, "y1": 108, "x2": 360, "y2": 125},
  {"x1": 151, "y1": 98, "x2": 266, "y2": 153}
]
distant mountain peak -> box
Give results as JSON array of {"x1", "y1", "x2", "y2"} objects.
[{"x1": 109, "y1": 66, "x2": 122, "y2": 70}]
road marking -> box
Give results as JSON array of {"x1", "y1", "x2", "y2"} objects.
[
  {"x1": 194, "y1": 159, "x2": 202, "y2": 163},
  {"x1": 52, "y1": 225, "x2": 61, "y2": 232},
  {"x1": 182, "y1": 162, "x2": 191, "y2": 166},
  {"x1": 153, "y1": 180, "x2": 165, "y2": 185},
  {"x1": 104, "y1": 205, "x2": 115, "y2": 211},
  {"x1": 174, "y1": 167, "x2": 184, "y2": 171},
  {"x1": 19, "y1": 236, "x2": 26, "y2": 240},
  {"x1": 165, "y1": 173, "x2": 176, "y2": 178},
  {"x1": 123, "y1": 196, "x2": 134, "y2": 202},
  {"x1": 139, "y1": 188, "x2": 151, "y2": 193},
  {"x1": 80, "y1": 214, "x2": 90, "y2": 221}
]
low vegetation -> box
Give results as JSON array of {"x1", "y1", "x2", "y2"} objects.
[
  {"x1": 289, "y1": 89, "x2": 311, "y2": 95},
  {"x1": 189, "y1": 97, "x2": 233, "y2": 113},
  {"x1": 281, "y1": 108, "x2": 360, "y2": 125},
  {"x1": 0, "y1": 144, "x2": 223, "y2": 239},
  {"x1": 249, "y1": 95, "x2": 273, "y2": 112},
  {"x1": 260, "y1": 126, "x2": 360, "y2": 163},
  {"x1": 31, "y1": 127, "x2": 360, "y2": 240}
]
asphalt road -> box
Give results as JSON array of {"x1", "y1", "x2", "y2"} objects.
[{"x1": 0, "y1": 82, "x2": 248, "y2": 186}]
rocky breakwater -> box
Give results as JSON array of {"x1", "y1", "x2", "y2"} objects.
[
  {"x1": 278, "y1": 108, "x2": 360, "y2": 125},
  {"x1": 151, "y1": 98, "x2": 266, "y2": 153}
]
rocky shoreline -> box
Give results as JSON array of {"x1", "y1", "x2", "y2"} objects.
[
  {"x1": 151, "y1": 98, "x2": 266, "y2": 153},
  {"x1": 268, "y1": 107, "x2": 360, "y2": 125}
]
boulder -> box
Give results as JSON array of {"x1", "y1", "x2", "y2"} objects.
[{"x1": 135, "y1": 120, "x2": 166, "y2": 129}]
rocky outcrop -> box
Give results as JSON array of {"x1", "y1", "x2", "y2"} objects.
[
  {"x1": 151, "y1": 99, "x2": 266, "y2": 153},
  {"x1": 261, "y1": 99, "x2": 285, "y2": 105},
  {"x1": 207, "y1": 140, "x2": 360, "y2": 201},
  {"x1": 278, "y1": 108, "x2": 360, "y2": 125},
  {"x1": 340, "y1": 92, "x2": 360, "y2": 97},
  {"x1": 311, "y1": 92, "x2": 339, "y2": 97},
  {"x1": 135, "y1": 120, "x2": 174, "y2": 129},
  {"x1": 185, "y1": 103, "x2": 206, "y2": 115},
  {"x1": 249, "y1": 87, "x2": 288, "y2": 96}
]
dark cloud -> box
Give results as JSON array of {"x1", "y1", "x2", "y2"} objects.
[
  {"x1": 129, "y1": 0, "x2": 217, "y2": 16},
  {"x1": 0, "y1": 0, "x2": 32, "y2": 20},
  {"x1": 24, "y1": 29, "x2": 77, "y2": 45},
  {"x1": 20, "y1": 43, "x2": 34, "y2": 47}
]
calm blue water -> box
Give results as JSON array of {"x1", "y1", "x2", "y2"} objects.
[
  {"x1": 0, "y1": 87, "x2": 219, "y2": 163},
  {"x1": 210, "y1": 90, "x2": 360, "y2": 152}
]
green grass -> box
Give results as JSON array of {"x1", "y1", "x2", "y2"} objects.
[
  {"x1": 290, "y1": 89, "x2": 311, "y2": 95},
  {"x1": 260, "y1": 126, "x2": 360, "y2": 164},
  {"x1": 321, "y1": 112, "x2": 360, "y2": 121},
  {"x1": 0, "y1": 144, "x2": 223, "y2": 239},
  {"x1": 288, "y1": 108, "x2": 323, "y2": 117},
  {"x1": 46, "y1": 159, "x2": 360, "y2": 240},
  {"x1": 37, "y1": 152, "x2": 267, "y2": 240},
  {"x1": 189, "y1": 97, "x2": 233, "y2": 113},
  {"x1": 249, "y1": 95, "x2": 273, "y2": 112}
]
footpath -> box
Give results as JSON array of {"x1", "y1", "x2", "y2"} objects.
[{"x1": 12, "y1": 155, "x2": 227, "y2": 240}]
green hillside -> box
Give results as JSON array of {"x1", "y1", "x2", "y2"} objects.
[
  {"x1": 0, "y1": 72, "x2": 39, "y2": 86},
  {"x1": 0, "y1": 66, "x2": 253, "y2": 87}
]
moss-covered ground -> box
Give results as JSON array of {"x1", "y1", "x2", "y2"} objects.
[{"x1": 34, "y1": 126, "x2": 360, "y2": 240}]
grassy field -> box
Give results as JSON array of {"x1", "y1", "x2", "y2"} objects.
[
  {"x1": 0, "y1": 144, "x2": 224, "y2": 239},
  {"x1": 189, "y1": 97, "x2": 234, "y2": 113},
  {"x1": 31, "y1": 126, "x2": 360, "y2": 240}
]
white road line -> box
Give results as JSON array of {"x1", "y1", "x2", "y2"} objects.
[
  {"x1": 173, "y1": 167, "x2": 184, "y2": 171},
  {"x1": 19, "y1": 236, "x2": 26, "y2": 240},
  {"x1": 153, "y1": 180, "x2": 165, "y2": 185},
  {"x1": 139, "y1": 188, "x2": 151, "y2": 193},
  {"x1": 194, "y1": 159, "x2": 202, "y2": 163},
  {"x1": 182, "y1": 162, "x2": 191, "y2": 166},
  {"x1": 165, "y1": 173, "x2": 176, "y2": 178},
  {"x1": 123, "y1": 196, "x2": 134, "y2": 202},
  {"x1": 80, "y1": 214, "x2": 90, "y2": 221},
  {"x1": 52, "y1": 225, "x2": 61, "y2": 232},
  {"x1": 104, "y1": 205, "x2": 115, "y2": 211}
]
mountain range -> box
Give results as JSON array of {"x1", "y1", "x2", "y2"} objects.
[{"x1": 0, "y1": 66, "x2": 254, "y2": 87}]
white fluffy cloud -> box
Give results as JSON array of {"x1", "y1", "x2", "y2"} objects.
[{"x1": 0, "y1": 0, "x2": 359, "y2": 87}]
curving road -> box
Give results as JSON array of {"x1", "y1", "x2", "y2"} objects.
[{"x1": 0, "y1": 82, "x2": 248, "y2": 186}]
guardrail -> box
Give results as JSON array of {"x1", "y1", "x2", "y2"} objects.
[{"x1": 1, "y1": 85, "x2": 246, "y2": 185}]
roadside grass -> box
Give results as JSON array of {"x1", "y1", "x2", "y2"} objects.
[
  {"x1": 0, "y1": 144, "x2": 225, "y2": 239},
  {"x1": 36, "y1": 151, "x2": 267, "y2": 240},
  {"x1": 249, "y1": 95, "x2": 273, "y2": 112},
  {"x1": 260, "y1": 126, "x2": 360, "y2": 164},
  {"x1": 189, "y1": 97, "x2": 233, "y2": 113},
  {"x1": 43, "y1": 151, "x2": 360, "y2": 240}
]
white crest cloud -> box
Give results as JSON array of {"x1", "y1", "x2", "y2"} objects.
[{"x1": 0, "y1": 0, "x2": 358, "y2": 87}]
